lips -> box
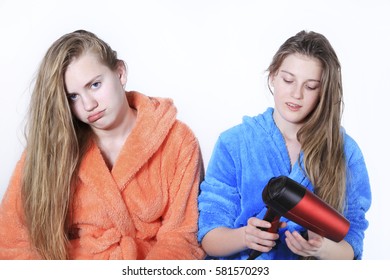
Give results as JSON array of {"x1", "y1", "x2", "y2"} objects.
[
  {"x1": 286, "y1": 102, "x2": 301, "y2": 111},
  {"x1": 87, "y1": 110, "x2": 105, "y2": 123}
]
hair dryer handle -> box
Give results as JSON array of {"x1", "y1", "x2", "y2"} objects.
[
  {"x1": 260, "y1": 207, "x2": 281, "y2": 233},
  {"x1": 247, "y1": 207, "x2": 281, "y2": 260}
]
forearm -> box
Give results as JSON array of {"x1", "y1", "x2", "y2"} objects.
[
  {"x1": 318, "y1": 239, "x2": 354, "y2": 260},
  {"x1": 201, "y1": 226, "x2": 246, "y2": 257}
]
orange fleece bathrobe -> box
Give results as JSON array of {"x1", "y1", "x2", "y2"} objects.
[{"x1": 0, "y1": 91, "x2": 205, "y2": 260}]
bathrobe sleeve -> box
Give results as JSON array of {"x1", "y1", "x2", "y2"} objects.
[
  {"x1": 0, "y1": 155, "x2": 41, "y2": 259},
  {"x1": 343, "y1": 135, "x2": 372, "y2": 259},
  {"x1": 145, "y1": 123, "x2": 205, "y2": 260},
  {"x1": 197, "y1": 135, "x2": 241, "y2": 242}
]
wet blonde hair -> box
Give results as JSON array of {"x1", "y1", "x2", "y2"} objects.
[
  {"x1": 22, "y1": 30, "x2": 122, "y2": 259},
  {"x1": 267, "y1": 30, "x2": 346, "y2": 214}
]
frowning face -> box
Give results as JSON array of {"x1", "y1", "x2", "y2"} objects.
[{"x1": 64, "y1": 51, "x2": 128, "y2": 132}]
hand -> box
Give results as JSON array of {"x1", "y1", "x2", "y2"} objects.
[
  {"x1": 244, "y1": 217, "x2": 284, "y2": 253},
  {"x1": 285, "y1": 230, "x2": 324, "y2": 258}
]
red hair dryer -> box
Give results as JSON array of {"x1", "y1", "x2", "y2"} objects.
[{"x1": 248, "y1": 176, "x2": 350, "y2": 260}]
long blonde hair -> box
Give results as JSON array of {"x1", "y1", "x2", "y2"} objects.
[
  {"x1": 267, "y1": 30, "x2": 346, "y2": 214},
  {"x1": 22, "y1": 30, "x2": 122, "y2": 259}
]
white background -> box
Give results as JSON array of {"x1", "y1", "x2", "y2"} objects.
[{"x1": 0, "y1": 0, "x2": 388, "y2": 260}]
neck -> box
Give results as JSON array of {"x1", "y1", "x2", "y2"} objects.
[
  {"x1": 272, "y1": 112, "x2": 301, "y2": 142},
  {"x1": 273, "y1": 110, "x2": 302, "y2": 166},
  {"x1": 93, "y1": 106, "x2": 137, "y2": 169},
  {"x1": 95, "y1": 105, "x2": 137, "y2": 144}
]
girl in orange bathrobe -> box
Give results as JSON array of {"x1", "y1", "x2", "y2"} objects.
[{"x1": 0, "y1": 30, "x2": 205, "y2": 260}]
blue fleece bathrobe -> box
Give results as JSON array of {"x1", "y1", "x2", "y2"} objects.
[{"x1": 198, "y1": 108, "x2": 371, "y2": 260}]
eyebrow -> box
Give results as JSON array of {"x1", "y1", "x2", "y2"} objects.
[
  {"x1": 280, "y1": 70, "x2": 321, "y2": 83},
  {"x1": 84, "y1": 75, "x2": 102, "y2": 88},
  {"x1": 67, "y1": 75, "x2": 102, "y2": 95}
]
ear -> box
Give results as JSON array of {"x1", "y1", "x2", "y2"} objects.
[{"x1": 117, "y1": 61, "x2": 127, "y2": 87}]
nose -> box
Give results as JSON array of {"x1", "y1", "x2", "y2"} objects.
[
  {"x1": 82, "y1": 93, "x2": 98, "y2": 111},
  {"x1": 290, "y1": 84, "x2": 304, "y2": 99}
]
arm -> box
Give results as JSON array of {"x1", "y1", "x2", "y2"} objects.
[
  {"x1": 284, "y1": 230, "x2": 354, "y2": 259},
  {"x1": 145, "y1": 122, "x2": 205, "y2": 260},
  {"x1": 202, "y1": 218, "x2": 280, "y2": 257},
  {"x1": 342, "y1": 148, "x2": 371, "y2": 259},
  {"x1": 198, "y1": 135, "x2": 280, "y2": 258},
  {"x1": 0, "y1": 154, "x2": 41, "y2": 259},
  {"x1": 284, "y1": 136, "x2": 371, "y2": 260}
]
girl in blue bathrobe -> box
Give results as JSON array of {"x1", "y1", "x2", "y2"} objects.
[{"x1": 198, "y1": 30, "x2": 371, "y2": 260}]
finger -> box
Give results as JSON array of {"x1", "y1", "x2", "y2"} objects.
[
  {"x1": 285, "y1": 235, "x2": 310, "y2": 257},
  {"x1": 248, "y1": 236, "x2": 277, "y2": 249},
  {"x1": 285, "y1": 230, "x2": 301, "y2": 249},
  {"x1": 245, "y1": 226, "x2": 279, "y2": 243},
  {"x1": 279, "y1": 221, "x2": 288, "y2": 228},
  {"x1": 292, "y1": 231, "x2": 309, "y2": 243},
  {"x1": 248, "y1": 217, "x2": 271, "y2": 229},
  {"x1": 307, "y1": 236, "x2": 323, "y2": 248},
  {"x1": 285, "y1": 231, "x2": 312, "y2": 257},
  {"x1": 248, "y1": 241, "x2": 274, "y2": 253},
  {"x1": 247, "y1": 218, "x2": 280, "y2": 241},
  {"x1": 304, "y1": 231, "x2": 323, "y2": 248},
  {"x1": 286, "y1": 231, "x2": 323, "y2": 258},
  {"x1": 246, "y1": 232, "x2": 278, "y2": 252},
  {"x1": 286, "y1": 231, "x2": 311, "y2": 251}
]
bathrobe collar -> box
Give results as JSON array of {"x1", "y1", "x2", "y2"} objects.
[
  {"x1": 252, "y1": 107, "x2": 311, "y2": 189},
  {"x1": 77, "y1": 91, "x2": 177, "y2": 235}
]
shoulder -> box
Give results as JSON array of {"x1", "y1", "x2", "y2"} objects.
[
  {"x1": 166, "y1": 119, "x2": 200, "y2": 149},
  {"x1": 172, "y1": 119, "x2": 197, "y2": 138},
  {"x1": 219, "y1": 107, "x2": 274, "y2": 145},
  {"x1": 342, "y1": 129, "x2": 366, "y2": 166}
]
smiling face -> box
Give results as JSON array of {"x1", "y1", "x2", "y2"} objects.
[
  {"x1": 271, "y1": 53, "x2": 323, "y2": 131},
  {"x1": 64, "y1": 51, "x2": 128, "y2": 132}
]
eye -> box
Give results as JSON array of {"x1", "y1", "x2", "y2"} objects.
[
  {"x1": 91, "y1": 82, "x2": 101, "y2": 89},
  {"x1": 283, "y1": 78, "x2": 293, "y2": 84},
  {"x1": 67, "y1": 94, "x2": 79, "y2": 102},
  {"x1": 305, "y1": 84, "x2": 319, "y2": 91}
]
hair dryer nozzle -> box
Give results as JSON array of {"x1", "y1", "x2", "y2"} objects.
[{"x1": 262, "y1": 176, "x2": 306, "y2": 214}]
